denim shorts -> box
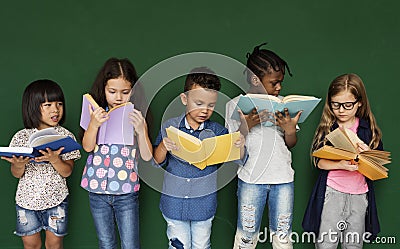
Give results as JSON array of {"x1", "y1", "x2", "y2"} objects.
[{"x1": 15, "y1": 197, "x2": 68, "y2": 237}]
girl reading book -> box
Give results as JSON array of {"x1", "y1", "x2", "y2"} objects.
[
  {"x1": 302, "y1": 73, "x2": 384, "y2": 248},
  {"x1": 80, "y1": 57, "x2": 152, "y2": 249},
  {"x1": 1, "y1": 79, "x2": 81, "y2": 249}
]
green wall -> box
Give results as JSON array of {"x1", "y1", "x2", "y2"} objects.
[{"x1": 0, "y1": 0, "x2": 398, "y2": 248}]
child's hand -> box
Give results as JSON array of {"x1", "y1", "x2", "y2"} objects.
[
  {"x1": 240, "y1": 108, "x2": 273, "y2": 130},
  {"x1": 90, "y1": 106, "x2": 109, "y2": 128},
  {"x1": 163, "y1": 137, "x2": 179, "y2": 152},
  {"x1": 234, "y1": 134, "x2": 246, "y2": 148},
  {"x1": 338, "y1": 159, "x2": 359, "y2": 171},
  {"x1": 129, "y1": 109, "x2": 147, "y2": 136},
  {"x1": 35, "y1": 147, "x2": 64, "y2": 164},
  {"x1": 356, "y1": 142, "x2": 370, "y2": 153},
  {"x1": 274, "y1": 108, "x2": 302, "y2": 132},
  {"x1": 1, "y1": 155, "x2": 30, "y2": 167}
]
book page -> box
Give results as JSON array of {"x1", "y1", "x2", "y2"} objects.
[
  {"x1": 28, "y1": 128, "x2": 62, "y2": 147},
  {"x1": 97, "y1": 102, "x2": 135, "y2": 145},
  {"x1": 29, "y1": 135, "x2": 67, "y2": 147},
  {"x1": 361, "y1": 150, "x2": 391, "y2": 165},
  {"x1": 246, "y1": 94, "x2": 281, "y2": 102},
  {"x1": 166, "y1": 126, "x2": 206, "y2": 164},
  {"x1": 358, "y1": 156, "x2": 388, "y2": 180},
  {"x1": 325, "y1": 128, "x2": 357, "y2": 153},
  {"x1": 282, "y1": 95, "x2": 319, "y2": 102},
  {"x1": 342, "y1": 128, "x2": 364, "y2": 148},
  {"x1": 202, "y1": 132, "x2": 240, "y2": 166}
]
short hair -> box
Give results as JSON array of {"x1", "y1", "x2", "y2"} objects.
[
  {"x1": 22, "y1": 79, "x2": 66, "y2": 129},
  {"x1": 184, "y1": 67, "x2": 221, "y2": 92},
  {"x1": 90, "y1": 57, "x2": 139, "y2": 108},
  {"x1": 245, "y1": 43, "x2": 292, "y2": 83}
]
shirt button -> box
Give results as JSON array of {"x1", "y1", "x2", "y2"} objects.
[
  {"x1": 190, "y1": 129, "x2": 194, "y2": 133},
  {"x1": 184, "y1": 196, "x2": 189, "y2": 199},
  {"x1": 187, "y1": 179, "x2": 190, "y2": 182}
]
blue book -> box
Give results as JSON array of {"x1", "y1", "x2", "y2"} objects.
[
  {"x1": 0, "y1": 128, "x2": 81, "y2": 158},
  {"x1": 232, "y1": 94, "x2": 321, "y2": 126}
]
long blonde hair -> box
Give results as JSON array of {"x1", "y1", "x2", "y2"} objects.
[{"x1": 312, "y1": 73, "x2": 382, "y2": 156}]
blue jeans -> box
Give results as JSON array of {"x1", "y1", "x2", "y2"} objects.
[
  {"x1": 163, "y1": 214, "x2": 214, "y2": 249},
  {"x1": 89, "y1": 192, "x2": 140, "y2": 249},
  {"x1": 233, "y1": 179, "x2": 294, "y2": 249}
]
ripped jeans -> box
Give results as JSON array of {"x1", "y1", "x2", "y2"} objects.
[
  {"x1": 234, "y1": 179, "x2": 294, "y2": 249},
  {"x1": 163, "y1": 214, "x2": 213, "y2": 249},
  {"x1": 15, "y1": 197, "x2": 68, "y2": 237}
]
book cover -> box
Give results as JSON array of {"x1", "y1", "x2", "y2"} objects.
[
  {"x1": 166, "y1": 126, "x2": 240, "y2": 170},
  {"x1": 0, "y1": 128, "x2": 81, "y2": 158},
  {"x1": 312, "y1": 127, "x2": 391, "y2": 180},
  {"x1": 232, "y1": 94, "x2": 321, "y2": 126},
  {"x1": 79, "y1": 94, "x2": 135, "y2": 145}
]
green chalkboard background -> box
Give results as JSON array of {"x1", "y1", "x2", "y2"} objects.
[{"x1": 0, "y1": 0, "x2": 398, "y2": 248}]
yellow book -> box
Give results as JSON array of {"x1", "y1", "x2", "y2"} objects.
[
  {"x1": 166, "y1": 126, "x2": 240, "y2": 170},
  {"x1": 312, "y1": 127, "x2": 391, "y2": 180}
]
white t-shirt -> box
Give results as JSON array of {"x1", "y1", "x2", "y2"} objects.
[{"x1": 225, "y1": 95, "x2": 294, "y2": 184}]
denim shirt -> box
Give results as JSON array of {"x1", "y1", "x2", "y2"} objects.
[
  {"x1": 302, "y1": 118, "x2": 381, "y2": 240},
  {"x1": 154, "y1": 113, "x2": 247, "y2": 221}
]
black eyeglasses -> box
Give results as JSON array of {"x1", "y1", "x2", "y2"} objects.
[{"x1": 330, "y1": 100, "x2": 359, "y2": 110}]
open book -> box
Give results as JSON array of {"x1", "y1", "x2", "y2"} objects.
[
  {"x1": 232, "y1": 94, "x2": 321, "y2": 126},
  {"x1": 0, "y1": 127, "x2": 81, "y2": 158},
  {"x1": 166, "y1": 126, "x2": 240, "y2": 170},
  {"x1": 312, "y1": 127, "x2": 391, "y2": 180},
  {"x1": 80, "y1": 94, "x2": 135, "y2": 145}
]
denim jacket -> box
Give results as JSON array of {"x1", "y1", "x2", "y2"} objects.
[{"x1": 302, "y1": 118, "x2": 381, "y2": 240}]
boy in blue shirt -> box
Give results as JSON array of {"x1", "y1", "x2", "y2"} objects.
[{"x1": 153, "y1": 67, "x2": 247, "y2": 249}]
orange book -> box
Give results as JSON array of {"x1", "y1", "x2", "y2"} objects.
[{"x1": 312, "y1": 127, "x2": 391, "y2": 180}]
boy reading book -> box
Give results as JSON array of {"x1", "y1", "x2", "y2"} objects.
[
  {"x1": 165, "y1": 126, "x2": 240, "y2": 169},
  {"x1": 153, "y1": 67, "x2": 247, "y2": 249}
]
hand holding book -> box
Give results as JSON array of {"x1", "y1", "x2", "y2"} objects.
[
  {"x1": 312, "y1": 127, "x2": 391, "y2": 180},
  {"x1": 233, "y1": 94, "x2": 321, "y2": 126},
  {"x1": 0, "y1": 127, "x2": 81, "y2": 159},
  {"x1": 80, "y1": 94, "x2": 135, "y2": 145},
  {"x1": 165, "y1": 126, "x2": 241, "y2": 170}
]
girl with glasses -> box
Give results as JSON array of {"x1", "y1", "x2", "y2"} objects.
[{"x1": 303, "y1": 73, "x2": 385, "y2": 248}]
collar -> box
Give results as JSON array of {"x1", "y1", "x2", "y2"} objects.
[{"x1": 178, "y1": 113, "x2": 206, "y2": 131}]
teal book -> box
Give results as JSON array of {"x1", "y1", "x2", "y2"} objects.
[
  {"x1": 232, "y1": 94, "x2": 321, "y2": 126},
  {"x1": 0, "y1": 127, "x2": 81, "y2": 158}
]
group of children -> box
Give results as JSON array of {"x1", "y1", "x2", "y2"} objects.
[{"x1": 0, "y1": 44, "x2": 385, "y2": 249}]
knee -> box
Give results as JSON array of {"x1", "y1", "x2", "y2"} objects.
[
  {"x1": 170, "y1": 238, "x2": 184, "y2": 249},
  {"x1": 234, "y1": 232, "x2": 258, "y2": 249},
  {"x1": 23, "y1": 241, "x2": 42, "y2": 249},
  {"x1": 44, "y1": 233, "x2": 64, "y2": 249}
]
